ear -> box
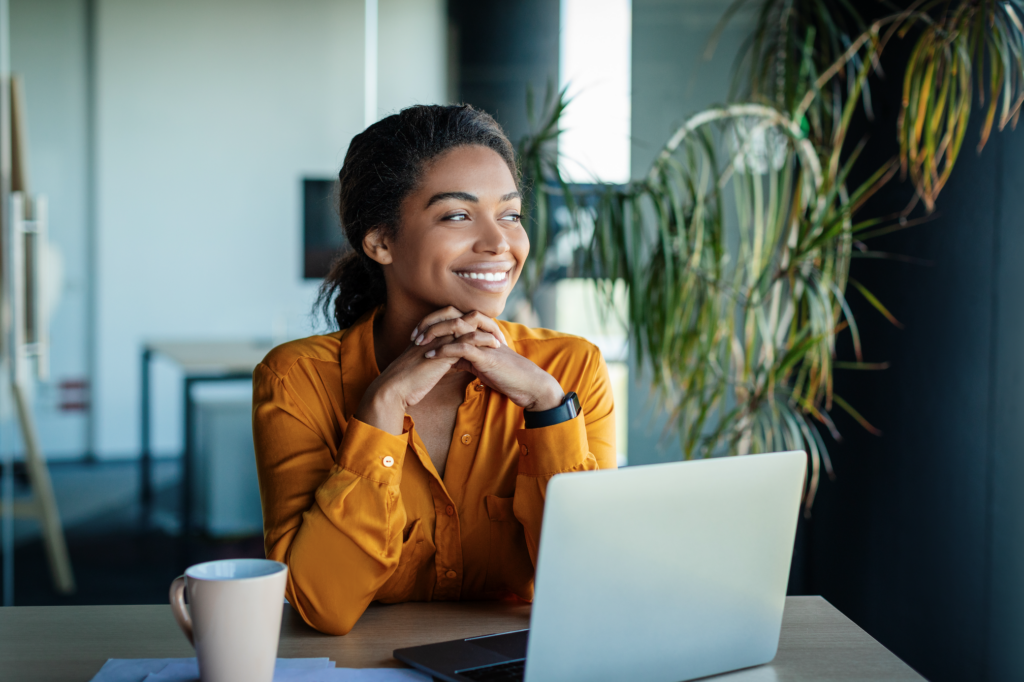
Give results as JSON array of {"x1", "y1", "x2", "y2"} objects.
[{"x1": 362, "y1": 227, "x2": 393, "y2": 266}]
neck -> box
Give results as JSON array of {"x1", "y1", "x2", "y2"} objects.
[{"x1": 372, "y1": 303, "x2": 421, "y2": 372}]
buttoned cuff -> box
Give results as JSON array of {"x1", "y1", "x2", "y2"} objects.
[
  {"x1": 515, "y1": 414, "x2": 589, "y2": 477},
  {"x1": 338, "y1": 417, "x2": 410, "y2": 485}
]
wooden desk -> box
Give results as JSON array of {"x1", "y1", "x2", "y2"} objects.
[{"x1": 0, "y1": 597, "x2": 922, "y2": 681}]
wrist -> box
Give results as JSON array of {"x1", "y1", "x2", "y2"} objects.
[
  {"x1": 525, "y1": 383, "x2": 565, "y2": 412},
  {"x1": 372, "y1": 383, "x2": 408, "y2": 414},
  {"x1": 355, "y1": 383, "x2": 407, "y2": 435}
]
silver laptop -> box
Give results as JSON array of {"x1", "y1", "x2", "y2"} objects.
[{"x1": 394, "y1": 450, "x2": 806, "y2": 682}]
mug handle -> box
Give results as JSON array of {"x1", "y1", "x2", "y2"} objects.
[{"x1": 169, "y1": 575, "x2": 194, "y2": 646}]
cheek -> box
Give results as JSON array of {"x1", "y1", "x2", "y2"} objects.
[
  {"x1": 392, "y1": 230, "x2": 449, "y2": 274},
  {"x1": 391, "y1": 230, "x2": 468, "y2": 294}
]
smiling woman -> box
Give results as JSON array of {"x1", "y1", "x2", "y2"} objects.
[{"x1": 251, "y1": 105, "x2": 616, "y2": 635}]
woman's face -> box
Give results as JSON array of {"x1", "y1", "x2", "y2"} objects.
[{"x1": 372, "y1": 144, "x2": 528, "y2": 319}]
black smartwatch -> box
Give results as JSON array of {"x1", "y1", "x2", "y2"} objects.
[{"x1": 524, "y1": 391, "x2": 580, "y2": 429}]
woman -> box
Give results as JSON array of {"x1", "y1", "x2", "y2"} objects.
[{"x1": 253, "y1": 104, "x2": 616, "y2": 636}]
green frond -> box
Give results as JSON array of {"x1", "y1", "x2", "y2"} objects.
[{"x1": 513, "y1": 0, "x2": 1024, "y2": 510}]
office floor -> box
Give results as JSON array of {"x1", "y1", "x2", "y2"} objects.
[{"x1": 3, "y1": 459, "x2": 264, "y2": 606}]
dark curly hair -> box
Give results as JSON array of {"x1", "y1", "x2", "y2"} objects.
[{"x1": 316, "y1": 104, "x2": 519, "y2": 330}]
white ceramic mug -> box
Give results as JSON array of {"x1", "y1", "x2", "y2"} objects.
[{"x1": 169, "y1": 558, "x2": 288, "y2": 682}]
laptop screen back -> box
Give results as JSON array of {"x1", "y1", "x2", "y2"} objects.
[{"x1": 524, "y1": 451, "x2": 805, "y2": 682}]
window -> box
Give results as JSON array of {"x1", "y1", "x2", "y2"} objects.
[{"x1": 559, "y1": 0, "x2": 632, "y2": 184}]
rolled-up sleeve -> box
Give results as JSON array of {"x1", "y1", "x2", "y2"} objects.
[{"x1": 253, "y1": 363, "x2": 410, "y2": 635}]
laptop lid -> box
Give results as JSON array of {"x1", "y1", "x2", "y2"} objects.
[{"x1": 523, "y1": 450, "x2": 806, "y2": 682}]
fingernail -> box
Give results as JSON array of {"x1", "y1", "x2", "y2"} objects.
[
  {"x1": 425, "y1": 350, "x2": 436, "y2": 358},
  {"x1": 415, "y1": 334, "x2": 426, "y2": 346},
  {"x1": 410, "y1": 328, "x2": 418, "y2": 341}
]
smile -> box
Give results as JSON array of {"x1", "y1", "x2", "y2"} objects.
[{"x1": 455, "y1": 270, "x2": 510, "y2": 282}]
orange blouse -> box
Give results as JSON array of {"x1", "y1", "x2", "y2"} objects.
[{"x1": 252, "y1": 308, "x2": 616, "y2": 635}]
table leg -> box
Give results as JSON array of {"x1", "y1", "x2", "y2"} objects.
[
  {"x1": 140, "y1": 347, "x2": 152, "y2": 526},
  {"x1": 2, "y1": 425, "x2": 12, "y2": 606},
  {"x1": 182, "y1": 376, "x2": 196, "y2": 536}
]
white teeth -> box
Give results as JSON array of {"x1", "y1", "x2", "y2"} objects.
[{"x1": 457, "y1": 270, "x2": 508, "y2": 282}]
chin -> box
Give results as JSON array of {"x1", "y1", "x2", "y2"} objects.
[
  {"x1": 446, "y1": 294, "x2": 507, "y2": 319},
  {"x1": 469, "y1": 298, "x2": 507, "y2": 318}
]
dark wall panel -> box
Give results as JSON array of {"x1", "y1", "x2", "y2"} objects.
[
  {"x1": 988, "y1": 131, "x2": 1024, "y2": 681},
  {"x1": 805, "y1": 61, "x2": 1022, "y2": 680},
  {"x1": 449, "y1": 0, "x2": 559, "y2": 142}
]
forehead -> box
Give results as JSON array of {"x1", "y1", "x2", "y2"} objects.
[{"x1": 415, "y1": 145, "x2": 518, "y2": 198}]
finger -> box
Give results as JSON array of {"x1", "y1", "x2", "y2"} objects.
[
  {"x1": 417, "y1": 317, "x2": 477, "y2": 345},
  {"x1": 424, "y1": 341, "x2": 495, "y2": 365},
  {"x1": 416, "y1": 312, "x2": 507, "y2": 347},
  {"x1": 411, "y1": 306, "x2": 464, "y2": 341},
  {"x1": 403, "y1": 333, "x2": 452, "y2": 356},
  {"x1": 460, "y1": 311, "x2": 508, "y2": 346},
  {"x1": 399, "y1": 331, "x2": 448, "y2": 352},
  {"x1": 438, "y1": 331, "x2": 501, "y2": 350},
  {"x1": 448, "y1": 358, "x2": 475, "y2": 374}
]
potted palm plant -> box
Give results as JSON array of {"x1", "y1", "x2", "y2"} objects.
[{"x1": 515, "y1": 0, "x2": 1024, "y2": 512}]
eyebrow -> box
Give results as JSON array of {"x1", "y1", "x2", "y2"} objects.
[{"x1": 425, "y1": 190, "x2": 521, "y2": 208}]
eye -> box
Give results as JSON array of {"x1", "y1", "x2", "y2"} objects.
[
  {"x1": 500, "y1": 213, "x2": 522, "y2": 223},
  {"x1": 443, "y1": 211, "x2": 470, "y2": 222}
]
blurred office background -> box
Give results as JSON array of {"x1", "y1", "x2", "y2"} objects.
[{"x1": 3, "y1": 1, "x2": 1024, "y2": 681}]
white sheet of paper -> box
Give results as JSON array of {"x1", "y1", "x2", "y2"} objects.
[
  {"x1": 90, "y1": 659, "x2": 194, "y2": 682},
  {"x1": 141, "y1": 661, "x2": 429, "y2": 682},
  {"x1": 275, "y1": 671, "x2": 431, "y2": 682},
  {"x1": 90, "y1": 657, "x2": 336, "y2": 682}
]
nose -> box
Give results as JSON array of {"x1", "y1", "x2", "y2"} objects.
[{"x1": 474, "y1": 217, "x2": 511, "y2": 255}]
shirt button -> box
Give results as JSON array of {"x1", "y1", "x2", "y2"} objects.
[
  {"x1": 382, "y1": 455, "x2": 395, "y2": 467},
  {"x1": 446, "y1": 570, "x2": 457, "y2": 579},
  {"x1": 446, "y1": 505, "x2": 455, "y2": 516},
  {"x1": 460, "y1": 433, "x2": 472, "y2": 445},
  {"x1": 474, "y1": 383, "x2": 484, "y2": 392},
  {"x1": 521, "y1": 445, "x2": 529, "y2": 456}
]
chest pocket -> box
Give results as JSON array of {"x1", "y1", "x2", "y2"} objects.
[
  {"x1": 483, "y1": 495, "x2": 534, "y2": 599},
  {"x1": 377, "y1": 518, "x2": 435, "y2": 603}
]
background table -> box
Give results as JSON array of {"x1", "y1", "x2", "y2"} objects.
[
  {"x1": 140, "y1": 339, "x2": 275, "y2": 532},
  {"x1": 0, "y1": 597, "x2": 923, "y2": 681}
]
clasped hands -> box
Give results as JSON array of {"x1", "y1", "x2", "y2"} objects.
[{"x1": 355, "y1": 307, "x2": 565, "y2": 436}]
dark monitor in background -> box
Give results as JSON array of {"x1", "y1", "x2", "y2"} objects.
[{"x1": 303, "y1": 178, "x2": 347, "y2": 279}]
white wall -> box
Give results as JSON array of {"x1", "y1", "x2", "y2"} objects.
[
  {"x1": 94, "y1": 0, "x2": 447, "y2": 457},
  {"x1": 10, "y1": 0, "x2": 90, "y2": 459},
  {"x1": 377, "y1": 0, "x2": 448, "y2": 117}
]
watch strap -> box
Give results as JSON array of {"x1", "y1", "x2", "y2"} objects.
[{"x1": 524, "y1": 391, "x2": 580, "y2": 429}]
